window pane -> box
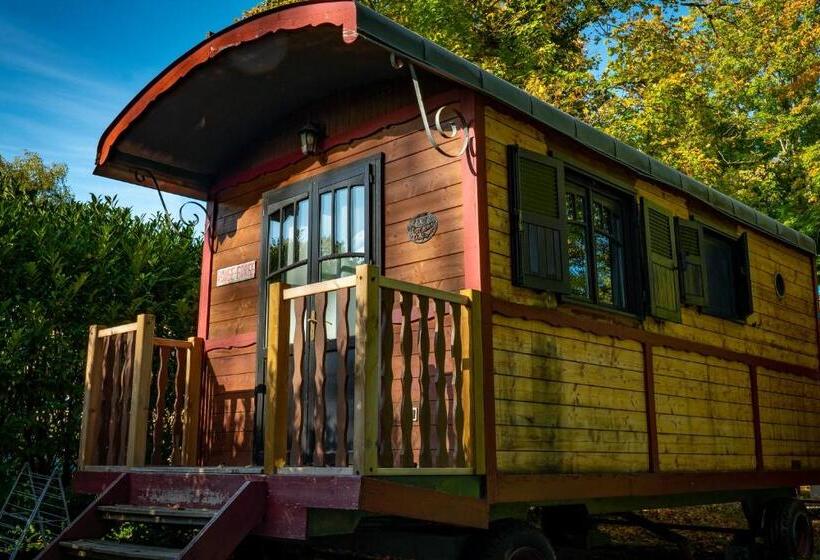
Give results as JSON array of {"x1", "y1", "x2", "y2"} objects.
[
  {"x1": 703, "y1": 232, "x2": 737, "y2": 318},
  {"x1": 595, "y1": 234, "x2": 626, "y2": 308},
  {"x1": 295, "y1": 198, "x2": 309, "y2": 262},
  {"x1": 320, "y1": 192, "x2": 333, "y2": 257},
  {"x1": 282, "y1": 203, "x2": 295, "y2": 266},
  {"x1": 595, "y1": 234, "x2": 613, "y2": 305},
  {"x1": 566, "y1": 189, "x2": 587, "y2": 223},
  {"x1": 284, "y1": 264, "x2": 307, "y2": 286},
  {"x1": 351, "y1": 185, "x2": 365, "y2": 254},
  {"x1": 334, "y1": 188, "x2": 349, "y2": 254},
  {"x1": 268, "y1": 210, "x2": 281, "y2": 273},
  {"x1": 568, "y1": 224, "x2": 589, "y2": 298}
]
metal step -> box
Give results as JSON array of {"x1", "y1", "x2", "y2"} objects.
[
  {"x1": 59, "y1": 539, "x2": 181, "y2": 559},
  {"x1": 97, "y1": 504, "x2": 215, "y2": 526}
]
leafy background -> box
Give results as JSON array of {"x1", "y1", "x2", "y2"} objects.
[{"x1": 0, "y1": 152, "x2": 202, "y2": 499}]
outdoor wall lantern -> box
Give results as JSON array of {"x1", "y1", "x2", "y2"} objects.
[{"x1": 299, "y1": 123, "x2": 323, "y2": 156}]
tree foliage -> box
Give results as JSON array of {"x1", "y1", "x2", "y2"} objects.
[
  {"x1": 596, "y1": 0, "x2": 820, "y2": 238},
  {"x1": 0, "y1": 153, "x2": 202, "y2": 492},
  {"x1": 245, "y1": 0, "x2": 820, "y2": 242}
]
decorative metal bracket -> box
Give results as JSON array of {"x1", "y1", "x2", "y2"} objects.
[
  {"x1": 391, "y1": 53, "x2": 471, "y2": 158},
  {"x1": 134, "y1": 169, "x2": 169, "y2": 218},
  {"x1": 134, "y1": 168, "x2": 215, "y2": 242}
]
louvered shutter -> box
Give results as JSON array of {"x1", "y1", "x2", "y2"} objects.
[
  {"x1": 508, "y1": 146, "x2": 569, "y2": 292},
  {"x1": 734, "y1": 232, "x2": 754, "y2": 318},
  {"x1": 675, "y1": 219, "x2": 708, "y2": 306},
  {"x1": 642, "y1": 200, "x2": 681, "y2": 322}
]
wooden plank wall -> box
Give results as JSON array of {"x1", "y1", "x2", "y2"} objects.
[
  {"x1": 485, "y1": 104, "x2": 820, "y2": 476},
  {"x1": 493, "y1": 315, "x2": 648, "y2": 474},
  {"x1": 758, "y1": 367, "x2": 820, "y2": 470},
  {"x1": 201, "y1": 87, "x2": 464, "y2": 465}
]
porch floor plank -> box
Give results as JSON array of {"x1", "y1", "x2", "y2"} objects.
[{"x1": 60, "y1": 539, "x2": 181, "y2": 559}]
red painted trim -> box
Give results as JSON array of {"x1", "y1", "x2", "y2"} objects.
[
  {"x1": 97, "y1": 1, "x2": 358, "y2": 166},
  {"x1": 460, "y1": 89, "x2": 488, "y2": 292},
  {"x1": 492, "y1": 298, "x2": 820, "y2": 381},
  {"x1": 179, "y1": 480, "x2": 267, "y2": 560},
  {"x1": 749, "y1": 365, "x2": 764, "y2": 471},
  {"x1": 495, "y1": 470, "x2": 820, "y2": 504},
  {"x1": 213, "y1": 89, "x2": 461, "y2": 196},
  {"x1": 642, "y1": 343, "x2": 659, "y2": 473},
  {"x1": 460, "y1": 93, "x2": 500, "y2": 502},
  {"x1": 205, "y1": 332, "x2": 257, "y2": 352},
  {"x1": 197, "y1": 200, "x2": 216, "y2": 339}
]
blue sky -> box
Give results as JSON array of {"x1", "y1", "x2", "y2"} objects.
[{"x1": 0, "y1": 0, "x2": 256, "y2": 219}]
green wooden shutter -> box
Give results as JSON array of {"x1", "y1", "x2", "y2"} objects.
[
  {"x1": 675, "y1": 218, "x2": 708, "y2": 307},
  {"x1": 734, "y1": 232, "x2": 754, "y2": 318},
  {"x1": 508, "y1": 146, "x2": 569, "y2": 292},
  {"x1": 642, "y1": 199, "x2": 681, "y2": 322}
]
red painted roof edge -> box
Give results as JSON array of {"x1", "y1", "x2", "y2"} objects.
[{"x1": 95, "y1": 0, "x2": 358, "y2": 167}]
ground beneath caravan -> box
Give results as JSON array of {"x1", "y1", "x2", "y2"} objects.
[{"x1": 568, "y1": 503, "x2": 820, "y2": 559}]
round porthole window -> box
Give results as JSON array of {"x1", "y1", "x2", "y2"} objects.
[{"x1": 774, "y1": 272, "x2": 786, "y2": 298}]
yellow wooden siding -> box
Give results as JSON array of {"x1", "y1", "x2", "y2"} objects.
[
  {"x1": 493, "y1": 314, "x2": 649, "y2": 474},
  {"x1": 758, "y1": 368, "x2": 820, "y2": 470},
  {"x1": 485, "y1": 105, "x2": 818, "y2": 370},
  {"x1": 653, "y1": 347, "x2": 756, "y2": 472},
  {"x1": 485, "y1": 105, "x2": 820, "y2": 477}
]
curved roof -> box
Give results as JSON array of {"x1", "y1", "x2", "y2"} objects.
[{"x1": 94, "y1": 0, "x2": 815, "y2": 254}]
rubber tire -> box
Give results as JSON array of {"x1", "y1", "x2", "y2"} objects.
[
  {"x1": 476, "y1": 520, "x2": 557, "y2": 560},
  {"x1": 762, "y1": 498, "x2": 814, "y2": 560}
]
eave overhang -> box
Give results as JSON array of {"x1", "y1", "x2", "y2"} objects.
[{"x1": 94, "y1": 0, "x2": 815, "y2": 254}]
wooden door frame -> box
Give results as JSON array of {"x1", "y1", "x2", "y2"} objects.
[{"x1": 251, "y1": 153, "x2": 384, "y2": 465}]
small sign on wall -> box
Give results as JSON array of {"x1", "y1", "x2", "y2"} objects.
[{"x1": 216, "y1": 261, "x2": 256, "y2": 287}]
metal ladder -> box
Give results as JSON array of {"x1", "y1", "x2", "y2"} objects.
[{"x1": 0, "y1": 463, "x2": 70, "y2": 560}]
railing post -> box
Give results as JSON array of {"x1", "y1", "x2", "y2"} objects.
[
  {"x1": 78, "y1": 325, "x2": 104, "y2": 468},
  {"x1": 126, "y1": 313, "x2": 155, "y2": 467},
  {"x1": 354, "y1": 264, "x2": 380, "y2": 475},
  {"x1": 460, "y1": 289, "x2": 486, "y2": 474},
  {"x1": 265, "y1": 282, "x2": 290, "y2": 473},
  {"x1": 182, "y1": 336, "x2": 204, "y2": 466}
]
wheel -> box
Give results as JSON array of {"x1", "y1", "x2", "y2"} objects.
[
  {"x1": 762, "y1": 498, "x2": 814, "y2": 560},
  {"x1": 474, "y1": 520, "x2": 557, "y2": 560}
]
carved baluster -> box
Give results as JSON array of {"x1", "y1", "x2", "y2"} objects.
[
  {"x1": 171, "y1": 346, "x2": 188, "y2": 465},
  {"x1": 336, "y1": 287, "x2": 350, "y2": 467},
  {"x1": 151, "y1": 347, "x2": 170, "y2": 465},
  {"x1": 313, "y1": 292, "x2": 328, "y2": 466},
  {"x1": 96, "y1": 336, "x2": 114, "y2": 463},
  {"x1": 378, "y1": 288, "x2": 395, "y2": 467},
  {"x1": 290, "y1": 298, "x2": 307, "y2": 466},
  {"x1": 433, "y1": 300, "x2": 448, "y2": 467},
  {"x1": 106, "y1": 334, "x2": 125, "y2": 465},
  {"x1": 116, "y1": 332, "x2": 135, "y2": 465},
  {"x1": 399, "y1": 292, "x2": 414, "y2": 467},
  {"x1": 417, "y1": 296, "x2": 432, "y2": 467},
  {"x1": 450, "y1": 303, "x2": 465, "y2": 467}
]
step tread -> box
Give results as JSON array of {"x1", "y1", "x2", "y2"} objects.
[
  {"x1": 97, "y1": 505, "x2": 215, "y2": 518},
  {"x1": 59, "y1": 539, "x2": 181, "y2": 559}
]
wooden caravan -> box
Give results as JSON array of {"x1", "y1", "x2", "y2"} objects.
[{"x1": 44, "y1": 1, "x2": 820, "y2": 558}]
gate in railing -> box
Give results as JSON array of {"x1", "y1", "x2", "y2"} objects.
[
  {"x1": 78, "y1": 314, "x2": 204, "y2": 468},
  {"x1": 265, "y1": 265, "x2": 485, "y2": 475}
]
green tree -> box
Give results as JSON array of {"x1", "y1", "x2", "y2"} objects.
[
  {"x1": 0, "y1": 153, "x2": 202, "y2": 495},
  {"x1": 596, "y1": 0, "x2": 820, "y2": 241}
]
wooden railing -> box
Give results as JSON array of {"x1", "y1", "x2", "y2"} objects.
[
  {"x1": 77, "y1": 314, "x2": 204, "y2": 468},
  {"x1": 265, "y1": 265, "x2": 485, "y2": 475}
]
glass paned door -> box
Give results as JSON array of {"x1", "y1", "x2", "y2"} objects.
[{"x1": 259, "y1": 156, "x2": 379, "y2": 467}]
